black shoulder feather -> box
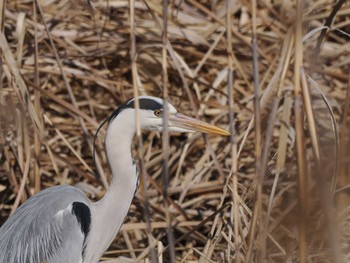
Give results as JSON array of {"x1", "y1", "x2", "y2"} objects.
[{"x1": 71, "y1": 202, "x2": 91, "y2": 238}]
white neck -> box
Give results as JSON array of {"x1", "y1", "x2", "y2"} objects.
[{"x1": 84, "y1": 112, "x2": 138, "y2": 263}]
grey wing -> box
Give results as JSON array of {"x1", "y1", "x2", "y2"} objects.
[{"x1": 0, "y1": 185, "x2": 91, "y2": 263}]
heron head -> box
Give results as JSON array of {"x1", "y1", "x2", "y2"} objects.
[{"x1": 108, "y1": 96, "x2": 229, "y2": 136}]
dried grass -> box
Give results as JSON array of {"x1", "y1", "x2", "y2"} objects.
[{"x1": 1, "y1": 0, "x2": 350, "y2": 262}]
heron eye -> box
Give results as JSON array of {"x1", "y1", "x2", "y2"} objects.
[{"x1": 154, "y1": 109, "x2": 162, "y2": 117}]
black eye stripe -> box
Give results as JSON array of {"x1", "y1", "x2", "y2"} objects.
[
  {"x1": 108, "y1": 98, "x2": 164, "y2": 123},
  {"x1": 128, "y1": 99, "x2": 163, "y2": 111}
]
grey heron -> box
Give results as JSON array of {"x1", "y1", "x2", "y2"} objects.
[{"x1": 0, "y1": 96, "x2": 229, "y2": 263}]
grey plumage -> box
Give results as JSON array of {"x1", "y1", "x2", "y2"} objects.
[{"x1": 0, "y1": 186, "x2": 90, "y2": 263}]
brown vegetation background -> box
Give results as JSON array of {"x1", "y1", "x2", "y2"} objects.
[{"x1": 1, "y1": 0, "x2": 350, "y2": 262}]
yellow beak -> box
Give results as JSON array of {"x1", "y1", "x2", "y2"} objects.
[{"x1": 168, "y1": 113, "x2": 230, "y2": 136}]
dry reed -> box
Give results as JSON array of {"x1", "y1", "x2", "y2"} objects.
[{"x1": 1, "y1": 0, "x2": 350, "y2": 262}]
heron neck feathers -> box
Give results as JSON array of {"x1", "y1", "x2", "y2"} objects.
[{"x1": 84, "y1": 112, "x2": 138, "y2": 262}]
